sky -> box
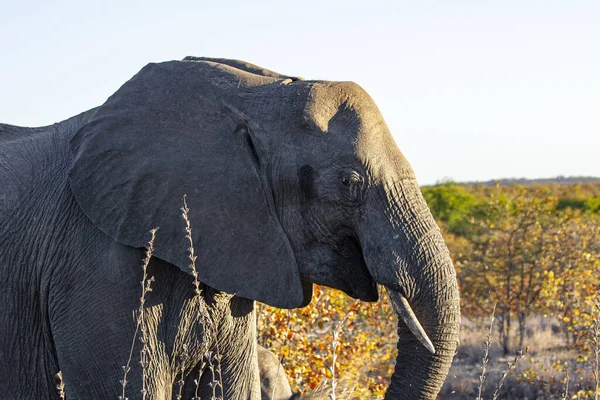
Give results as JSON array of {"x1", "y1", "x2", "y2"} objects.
[{"x1": 1, "y1": 0, "x2": 598, "y2": 185}]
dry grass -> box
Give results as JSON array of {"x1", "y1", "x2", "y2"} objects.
[
  {"x1": 442, "y1": 315, "x2": 600, "y2": 399},
  {"x1": 55, "y1": 371, "x2": 66, "y2": 399},
  {"x1": 181, "y1": 195, "x2": 223, "y2": 399},
  {"x1": 120, "y1": 227, "x2": 158, "y2": 400},
  {"x1": 476, "y1": 304, "x2": 496, "y2": 400}
]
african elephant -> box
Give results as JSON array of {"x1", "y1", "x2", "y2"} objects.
[
  {"x1": 0, "y1": 57, "x2": 460, "y2": 399},
  {"x1": 257, "y1": 345, "x2": 295, "y2": 400}
]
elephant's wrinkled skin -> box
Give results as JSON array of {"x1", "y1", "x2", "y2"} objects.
[
  {"x1": 0, "y1": 57, "x2": 460, "y2": 399},
  {"x1": 257, "y1": 345, "x2": 295, "y2": 400}
]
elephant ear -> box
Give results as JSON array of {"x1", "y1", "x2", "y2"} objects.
[{"x1": 69, "y1": 60, "x2": 304, "y2": 309}]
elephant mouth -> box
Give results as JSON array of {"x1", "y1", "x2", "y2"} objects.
[{"x1": 339, "y1": 235, "x2": 378, "y2": 302}]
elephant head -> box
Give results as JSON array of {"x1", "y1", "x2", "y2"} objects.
[{"x1": 69, "y1": 57, "x2": 460, "y2": 399}]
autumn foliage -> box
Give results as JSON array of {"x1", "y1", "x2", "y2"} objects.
[{"x1": 257, "y1": 286, "x2": 397, "y2": 397}]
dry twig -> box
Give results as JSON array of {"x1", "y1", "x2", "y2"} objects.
[
  {"x1": 476, "y1": 303, "x2": 496, "y2": 400},
  {"x1": 561, "y1": 368, "x2": 569, "y2": 400},
  {"x1": 182, "y1": 196, "x2": 223, "y2": 399},
  {"x1": 55, "y1": 371, "x2": 66, "y2": 400},
  {"x1": 592, "y1": 288, "x2": 600, "y2": 400},
  {"x1": 492, "y1": 346, "x2": 529, "y2": 400},
  {"x1": 329, "y1": 300, "x2": 360, "y2": 400},
  {"x1": 119, "y1": 228, "x2": 157, "y2": 400}
]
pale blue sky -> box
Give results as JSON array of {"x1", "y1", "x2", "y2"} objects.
[{"x1": 1, "y1": 0, "x2": 598, "y2": 184}]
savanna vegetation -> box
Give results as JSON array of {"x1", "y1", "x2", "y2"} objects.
[{"x1": 257, "y1": 180, "x2": 600, "y2": 399}]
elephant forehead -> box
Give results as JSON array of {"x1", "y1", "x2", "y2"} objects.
[
  {"x1": 303, "y1": 81, "x2": 384, "y2": 134},
  {"x1": 301, "y1": 81, "x2": 414, "y2": 180}
]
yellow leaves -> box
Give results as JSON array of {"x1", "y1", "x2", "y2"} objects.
[
  {"x1": 280, "y1": 345, "x2": 290, "y2": 358},
  {"x1": 551, "y1": 359, "x2": 564, "y2": 372},
  {"x1": 518, "y1": 367, "x2": 537, "y2": 383},
  {"x1": 257, "y1": 286, "x2": 396, "y2": 396},
  {"x1": 572, "y1": 389, "x2": 596, "y2": 399}
]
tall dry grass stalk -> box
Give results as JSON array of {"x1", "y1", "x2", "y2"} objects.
[
  {"x1": 211, "y1": 346, "x2": 224, "y2": 399},
  {"x1": 476, "y1": 303, "x2": 496, "y2": 400},
  {"x1": 55, "y1": 371, "x2": 66, "y2": 399},
  {"x1": 181, "y1": 195, "x2": 223, "y2": 399},
  {"x1": 329, "y1": 325, "x2": 339, "y2": 400},
  {"x1": 181, "y1": 195, "x2": 205, "y2": 397},
  {"x1": 205, "y1": 350, "x2": 225, "y2": 399},
  {"x1": 175, "y1": 344, "x2": 189, "y2": 400},
  {"x1": 592, "y1": 289, "x2": 600, "y2": 400},
  {"x1": 328, "y1": 300, "x2": 359, "y2": 400},
  {"x1": 491, "y1": 347, "x2": 528, "y2": 400},
  {"x1": 192, "y1": 358, "x2": 207, "y2": 400},
  {"x1": 182, "y1": 196, "x2": 202, "y2": 299},
  {"x1": 562, "y1": 368, "x2": 569, "y2": 400},
  {"x1": 119, "y1": 228, "x2": 158, "y2": 400},
  {"x1": 271, "y1": 310, "x2": 294, "y2": 400}
]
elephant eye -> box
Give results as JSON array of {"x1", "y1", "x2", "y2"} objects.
[
  {"x1": 342, "y1": 176, "x2": 355, "y2": 186},
  {"x1": 342, "y1": 171, "x2": 362, "y2": 187},
  {"x1": 341, "y1": 171, "x2": 364, "y2": 200}
]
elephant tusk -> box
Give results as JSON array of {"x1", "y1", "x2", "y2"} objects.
[{"x1": 388, "y1": 290, "x2": 436, "y2": 355}]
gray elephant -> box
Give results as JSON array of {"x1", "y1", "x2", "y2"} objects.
[
  {"x1": 257, "y1": 345, "x2": 295, "y2": 400},
  {"x1": 0, "y1": 57, "x2": 460, "y2": 399}
]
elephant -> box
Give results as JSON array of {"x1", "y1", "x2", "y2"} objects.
[
  {"x1": 257, "y1": 345, "x2": 295, "y2": 400},
  {"x1": 0, "y1": 56, "x2": 460, "y2": 399}
]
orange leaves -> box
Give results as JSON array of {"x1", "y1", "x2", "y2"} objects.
[{"x1": 256, "y1": 286, "x2": 397, "y2": 397}]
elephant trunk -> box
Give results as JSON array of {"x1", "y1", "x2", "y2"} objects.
[
  {"x1": 384, "y1": 249, "x2": 460, "y2": 399},
  {"x1": 363, "y1": 178, "x2": 460, "y2": 399}
]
